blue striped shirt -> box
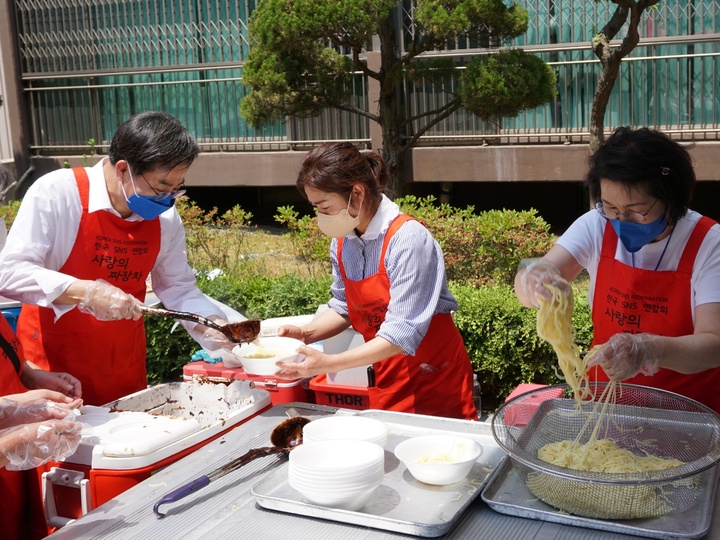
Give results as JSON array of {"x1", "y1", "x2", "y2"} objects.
[{"x1": 327, "y1": 195, "x2": 458, "y2": 355}]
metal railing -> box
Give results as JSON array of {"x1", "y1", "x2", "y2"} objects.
[{"x1": 13, "y1": 0, "x2": 720, "y2": 154}]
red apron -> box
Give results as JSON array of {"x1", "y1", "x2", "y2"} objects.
[
  {"x1": 16, "y1": 168, "x2": 161, "y2": 406},
  {"x1": 0, "y1": 314, "x2": 28, "y2": 396},
  {"x1": 0, "y1": 314, "x2": 32, "y2": 540},
  {"x1": 590, "y1": 216, "x2": 720, "y2": 411},
  {"x1": 338, "y1": 214, "x2": 477, "y2": 420}
]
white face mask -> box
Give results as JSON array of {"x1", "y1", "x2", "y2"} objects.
[{"x1": 317, "y1": 195, "x2": 362, "y2": 238}]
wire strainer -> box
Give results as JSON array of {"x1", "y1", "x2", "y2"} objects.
[{"x1": 491, "y1": 383, "x2": 720, "y2": 520}]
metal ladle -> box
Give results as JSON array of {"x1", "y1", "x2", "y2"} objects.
[
  {"x1": 140, "y1": 305, "x2": 261, "y2": 343},
  {"x1": 153, "y1": 416, "x2": 311, "y2": 518}
]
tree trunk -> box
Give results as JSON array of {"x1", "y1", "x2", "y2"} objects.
[
  {"x1": 589, "y1": 54, "x2": 621, "y2": 155},
  {"x1": 375, "y1": 18, "x2": 406, "y2": 198}
]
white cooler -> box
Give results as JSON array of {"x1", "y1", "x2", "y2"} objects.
[{"x1": 35, "y1": 379, "x2": 271, "y2": 532}]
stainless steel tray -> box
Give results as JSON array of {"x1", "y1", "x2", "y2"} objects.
[
  {"x1": 481, "y1": 456, "x2": 720, "y2": 540},
  {"x1": 251, "y1": 410, "x2": 506, "y2": 537}
]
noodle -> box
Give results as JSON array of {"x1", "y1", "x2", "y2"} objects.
[{"x1": 527, "y1": 281, "x2": 689, "y2": 518}]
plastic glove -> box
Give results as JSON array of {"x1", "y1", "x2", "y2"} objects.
[
  {"x1": 586, "y1": 333, "x2": 663, "y2": 380},
  {"x1": 0, "y1": 419, "x2": 82, "y2": 470},
  {"x1": 0, "y1": 398, "x2": 71, "y2": 430},
  {"x1": 517, "y1": 258, "x2": 571, "y2": 308},
  {"x1": 78, "y1": 279, "x2": 142, "y2": 321},
  {"x1": 196, "y1": 326, "x2": 237, "y2": 353}
]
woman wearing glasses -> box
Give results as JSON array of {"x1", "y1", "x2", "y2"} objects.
[
  {"x1": 515, "y1": 126, "x2": 720, "y2": 412},
  {"x1": 0, "y1": 112, "x2": 239, "y2": 406}
]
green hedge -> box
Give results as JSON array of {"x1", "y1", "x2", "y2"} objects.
[
  {"x1": 450, "y1": 282, "x2": 593, "y2": 410},
  {"x1": 147, "y1": 273, "x2": 593, "y2": 412},
  {"x1": 145, "y1": 273, "x2": 333, "y2": 383}
]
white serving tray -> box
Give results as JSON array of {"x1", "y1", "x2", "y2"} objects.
[{"x1": 252, "y1": 410, "x2": 506, "y2": 537}]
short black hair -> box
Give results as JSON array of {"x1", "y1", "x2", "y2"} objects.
[
  {"x1": 108, "y1": 111, "x2": 199, "y2": 175},
  {"x1": 586, "y1": 126, "x2": 696, "y2": 226}
]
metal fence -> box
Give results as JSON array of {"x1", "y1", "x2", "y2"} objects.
[{"x1": 13, "y1": 0, "x2": 720, "y2": 154}]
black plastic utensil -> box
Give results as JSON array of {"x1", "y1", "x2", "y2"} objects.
[
  {"x1": 140, "y1": 305, "x2": 261, "y2": 343},
  {"x1": 153, "y1": 416, "x2": 310, "y2": 518}
]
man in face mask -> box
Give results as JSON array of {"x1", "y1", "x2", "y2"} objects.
[
  {"x1": 0, "y1": 111, "x2": 240, "y2": 408},
  {"x1": 514, "y1": 126, "x2": 720, "y2": 414}
]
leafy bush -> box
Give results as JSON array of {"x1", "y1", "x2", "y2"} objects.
[
  {"x1": 276, "y1": 195, "x2": 555, "y2": 287},
  {"x1": 450, "y1": 282, "x2": 593, "y2": 411},
  {"x1": 239, "y1": 274, "x2": 333, "y2": 318},
  {"x1": 397, "y1": 195, "x2": 554, "y2": 286},
  {"x1": 274, "y1": 205, "x2": 331, "y2": 276},
  {"x1": 0, "y1": 199, "x2": 20, "y2": 228},
  {"x1": 473, "y1": 209, "x2": 555, "y2": 285},
  {"x1": 145, "y1": 273, "x2": 333, "y2": 383},
  {"x1": 175, "y1": 197, "x2": 261, "y2": 277},
  {"x1": 145, "y1": 316, "x2": 196, "y2": 385}
]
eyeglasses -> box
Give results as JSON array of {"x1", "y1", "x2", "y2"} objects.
[
  {"x1": 594, "y1": 198, "x2": 659, "y2": 223},
  {"x1": 136, "y1": 171, "x2": 186, "y2": 201}
]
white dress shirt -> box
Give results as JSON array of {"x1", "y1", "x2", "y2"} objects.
[{"x1": 0, "y1": 158, "x2": 224, "y2": 322}]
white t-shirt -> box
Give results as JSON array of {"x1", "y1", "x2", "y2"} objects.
[{"x1": 556, "y1": 209, "x2": 720, "y2": 321}]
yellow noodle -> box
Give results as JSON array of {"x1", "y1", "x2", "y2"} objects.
[{"x1": 529, "y1": 282, "x2": 688, "y2": 517}]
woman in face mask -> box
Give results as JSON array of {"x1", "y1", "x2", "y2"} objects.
[
  {"x1": 515, "y1": 126, "x2": 720, "y2": 412},
  {"x1": 276, "y1": 142, "x2": 477, "y2": 420}
]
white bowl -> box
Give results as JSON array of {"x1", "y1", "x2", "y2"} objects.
[
  {"x1": 288, "y1": 479, "x2": 381, "y2": 511},
  {"x1": 302, "y1": 416, "x2": 389, "y2": 447},
  {"x1": 290, "y1": 439, "x2": 384, "y2": 472},
  {"x1": 231, "y1": 336, "x2": 305, "y2": 376},
  {"x1": 394, "y1": 435, "x2": 482, "y2": 486},
  {"x1": 288, "y1": 440, "x2": 385, "y2": 509}
]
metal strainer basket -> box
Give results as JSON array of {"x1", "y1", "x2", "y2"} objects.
[{"x1": 491, "y1": 383, "x2": 720, "y2": 520}]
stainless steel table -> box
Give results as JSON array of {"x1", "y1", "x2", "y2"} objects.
[{"x1": 47, "y1": 404, "x2": 720, "y2": 540}]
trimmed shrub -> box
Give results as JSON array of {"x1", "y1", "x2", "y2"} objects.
[
  {"x1": 396, "y1": 195, "x2": 554, "y2": 286},
  {"x1": 450, "y1": 282, "x2": 593, "y2": 411}
]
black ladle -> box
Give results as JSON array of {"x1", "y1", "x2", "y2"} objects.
[
  {"x1": 153, "y1": 416, "x2": 311, "y2": 518},
  {"x1": 141, "y1": 305, "x2": 261, "y2": 343}
]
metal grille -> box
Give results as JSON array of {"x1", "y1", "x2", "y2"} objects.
[
  {"x1": 12, "y1": 0, "x2": 720, "y2": 153},
  {"x1": 15, "y1": 0, "x2": 256, "y2": 73}
]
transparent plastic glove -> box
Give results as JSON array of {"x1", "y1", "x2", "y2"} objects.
[
  {"x1": 196, "y1": 326, "x2": 236, "y2": 353},
  {"x1": 517, "y1": 258, "x2": 571, "y2": 308},
  {"x1": 1, "y1": 419, "x2": 82, "y2": 470},
  {"x1": 78, "y1": 279, "x2": 142, "y2": 321},
  {"x1": 0, "y1": 398, "x2": 70, "y2": 430},
  {"x1": 586, "y1": 333, "x2": 663, "y2": 380}
]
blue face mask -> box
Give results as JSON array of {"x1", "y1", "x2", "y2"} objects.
[
  {"x1": 122, "y1": 170, "x2": 174, "y2": 220},
  {"x1": 610, "y1": 212, "x2": 668, "y2": 253}
]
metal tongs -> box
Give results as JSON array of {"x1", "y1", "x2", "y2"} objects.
[{"x1": 140, "y1": 305, "x2": 261, "y2": 343}]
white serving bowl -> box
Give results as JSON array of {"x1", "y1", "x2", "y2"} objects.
[
  {"x1": 231, "y1": 336, "x2": 304, "y2": 376},
  {"x1": 288, "y1": 440, "x2": 385, "y2": 510},
  {"x1": 394, "y1": 435, "x2": 482, "y2": 486},
  {"x1": 287, "y1": 479, "x2": 381, "y2": 511},
  {"x1": 302, "y1": 416, "x2": 389, "y2": 448}
]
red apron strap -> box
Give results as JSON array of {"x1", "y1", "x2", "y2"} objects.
[
  {"x1": 72, "y1": 167, "x2": 90, "y2": 210},
  {"x1": 677, "y1": 216, "x2": 716, "y2": 274}
]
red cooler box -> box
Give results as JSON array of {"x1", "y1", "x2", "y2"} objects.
[
  {"x1": 183, "y1": 361, "x2": 314, "y2": 406},
  {"x1": 310, "y1": 374, "x2": 369, "y2": 410},
  {"x1": 34, "y1": 379, "x2": 271, "y2": 533}
]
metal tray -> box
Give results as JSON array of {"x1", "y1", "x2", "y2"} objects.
[
  {"x1": 481, "y1": 456, "x2": 720, "y2": 540},
  {"x1": 251, "y1": 410, "x2": 506, "y2": 537}
]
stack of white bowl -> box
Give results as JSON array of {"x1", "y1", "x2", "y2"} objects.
[
  {"x1": 302, "y1": 416, "x2": 389, "y2": 447},
  {"x1": 288, "y1": 439, "x2": 385, "y2": 511}
]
